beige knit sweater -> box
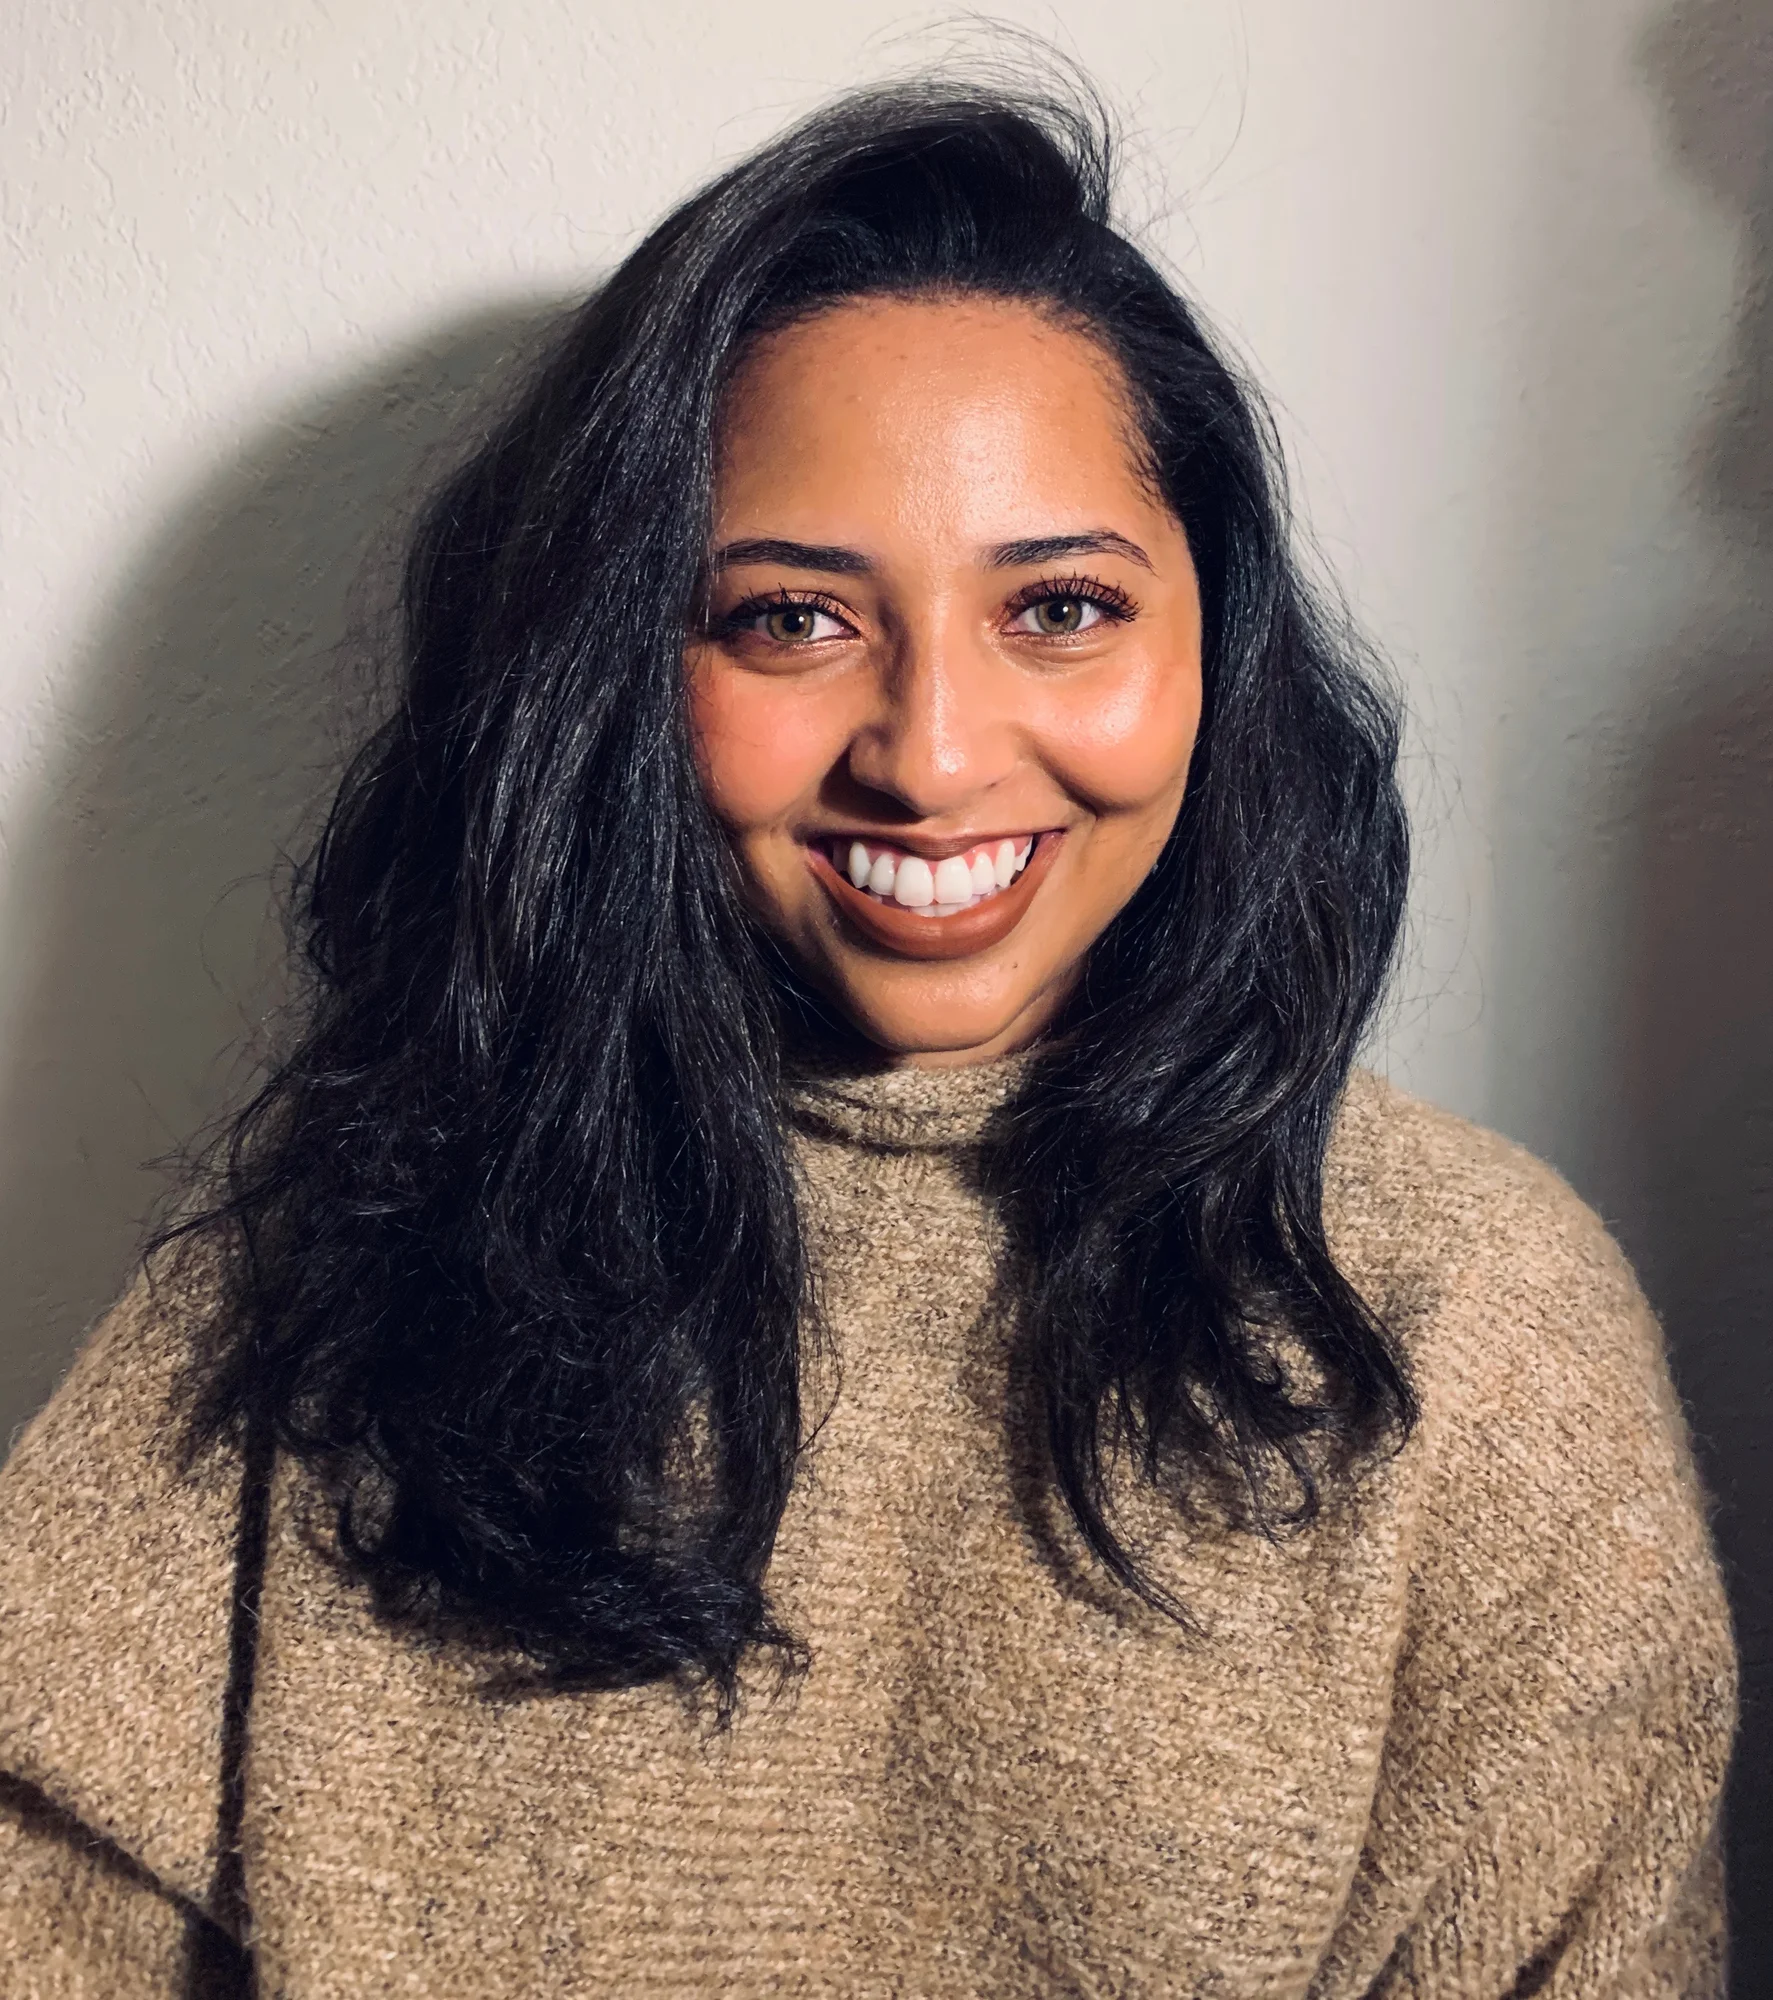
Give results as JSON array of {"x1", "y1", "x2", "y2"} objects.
[{"x1": 0, "y1": 1066, "x2": 1737, "y2": 1998}]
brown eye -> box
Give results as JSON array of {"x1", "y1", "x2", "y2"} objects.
[
  {"x1": 1013, "y1": 595, "x2": 1103, "y2": 636},
  {"x1": 766, "y1": 606, "x2": 818, "y2": 641},
  {"x1": 747, "y1": 602, "x2": 844, "y2": 643}
]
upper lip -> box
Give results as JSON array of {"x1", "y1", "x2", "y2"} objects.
[{"x1": 808, "y1": 829, "x2": 1053, "y2": 860}]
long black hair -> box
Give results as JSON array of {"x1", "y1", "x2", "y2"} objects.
[{"x1": 170, "y1": 74, "x2": 1415, "y2": 1706}]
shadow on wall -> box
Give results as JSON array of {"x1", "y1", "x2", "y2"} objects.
[
  {"x1": 1639, "y1": 0, "x2": 1773, "y2": 1980},
  {"x1": 0, "y1": 301, "x2": 570, "y2": 1451}
]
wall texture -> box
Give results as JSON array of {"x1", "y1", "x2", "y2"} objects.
[{"x1": 5, "y1": 0, "x2": 1768, "y2": 1976}]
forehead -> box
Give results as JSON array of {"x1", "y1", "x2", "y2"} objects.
[{"x1": 714, "y1": 295, "x2": 1159, "y2": 536}]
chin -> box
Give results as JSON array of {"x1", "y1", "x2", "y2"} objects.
[{"x1": 820, "y1": 977, "x2": 1052, "y2": 1066}]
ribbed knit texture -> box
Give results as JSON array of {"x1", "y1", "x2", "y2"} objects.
[{"x1": 0, "y1": 1067, "x2": 1737, "y2": 1997}]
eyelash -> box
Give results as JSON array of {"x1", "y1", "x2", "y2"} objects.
[
  {"x1": 713, "y1": 586, "x2": 853, "y2": 638},
  {"x1": 1003, "y1": 574, "x2": 1139, "y2": 624},
  {"x1": 714, "y1": 574, "x2": 1140, "y2": 639}
]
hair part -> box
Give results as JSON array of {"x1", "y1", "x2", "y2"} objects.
[{"x1": 166, "y1": 67, "x2": 1415, "y2": 1712}]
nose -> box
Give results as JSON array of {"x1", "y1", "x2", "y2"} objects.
[{"x1": 843, "y1": 618, "x2": 1017, "y2": 817}]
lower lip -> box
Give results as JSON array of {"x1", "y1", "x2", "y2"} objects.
[{"x1": 806, "y1": 832, "x2": 1064, "y2": 961}]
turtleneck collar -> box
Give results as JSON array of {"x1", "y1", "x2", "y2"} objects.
[{"x1": 784, "y1": 1050, "x2": 1032, "y2": 1152}]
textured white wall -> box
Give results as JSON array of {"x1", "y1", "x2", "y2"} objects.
[{"x1": 5, "y1": 0, "x2": 1769, "y2": 1946}]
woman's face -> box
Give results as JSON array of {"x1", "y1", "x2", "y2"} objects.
[{"x1": 687, "y1": 296, "x2": 1204, "y2": 1067}]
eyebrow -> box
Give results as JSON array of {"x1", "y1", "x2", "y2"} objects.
[
  {"x1": 712, "y1": 537, "x2": 873, "y2": 575},
  {"x1": 987, "y1": 530, "x2": 1154, "y2": 572},
  {"x1": 711, "y1": 528, "x2": 1155, "y2": 575}
]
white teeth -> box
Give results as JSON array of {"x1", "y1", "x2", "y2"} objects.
[
  {"x1": 892, "y1": 855, "x2": 935, "y2": 907},
  {"x1": 933, "y1": 854, "x2": 974, "y2": 904},
  {"x1": 834, "y1": 835, "x2": 1039, "y2": 912}
]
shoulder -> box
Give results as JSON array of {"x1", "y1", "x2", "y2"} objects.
[
  {"x1": 0, "y1": 1238, "x2": 244, "y2": 1907},
  {"x1": 1327, "y1": 1068, "x2": 1643, "y2": 1331},
  {"x1": 1325, "y1": 1068, "x2": 1734, "y2": 1739},
  {"x1": 1327, "y1": 1069, "x2": 1684, "y2": 1450}
]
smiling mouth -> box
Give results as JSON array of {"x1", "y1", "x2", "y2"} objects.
[
  {"x1": 806, "y1": 830, "x2": 1063, "y2": 961},
  {"x1": 830, "y1": 835, "x2": 1035, "y2": 914}
]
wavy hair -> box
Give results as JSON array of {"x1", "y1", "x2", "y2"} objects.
[{"x1": 171, "y1": 75, "x2": 1415, "y2": 1706}]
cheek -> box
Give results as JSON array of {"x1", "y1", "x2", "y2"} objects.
[
  {"x1": 687, "y1": 659, "x2": 846, "y2": 833},
  {"x1": 1040, "y1": 652, "x2": 1203, "y2": 816}
]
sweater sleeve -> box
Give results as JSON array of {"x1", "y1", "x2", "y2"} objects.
[
  {"x1": 0, "y1": 1774, "x2": 246, "y2": 1999},
  {"x1": 1371, "y1": 1658, "x2": 1729, "y2": 1998},
  {"x1": 1317, "y1": 1084, "x2": 1737, "y2": 2000},
  {"x1": 0, "y1": 1246, "x2": 253, "y2": 1998}
]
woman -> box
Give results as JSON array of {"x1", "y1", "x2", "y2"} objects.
[{"x1": 0, "y1": 78, "x2": 1735, "y2": 1998}]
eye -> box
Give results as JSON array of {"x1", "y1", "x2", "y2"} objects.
[
  {"x1": 1011, "y1": 595, "x2": 1105, "y2": 637},
  {"x1": 726, "y1": 597, "x2": 851, "y2": 644},
  {"x1": 766, "y1": 603, "x2": 843, "y2": 642},
  {"x1": 1003, "y1": 575, "x2": 1137, "y2": 639}
]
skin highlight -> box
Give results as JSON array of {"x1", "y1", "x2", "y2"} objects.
[{"x1": 687, "y1": 295, "x2": 1205, "y2": 1067}]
